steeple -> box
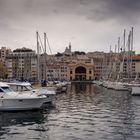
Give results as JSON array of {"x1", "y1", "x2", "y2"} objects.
[{"x1": 69, "y1": 42, "x2": 71, "y2": 52}]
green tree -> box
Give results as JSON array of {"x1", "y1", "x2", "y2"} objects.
[{"x1": 0, "y1": 61, "x2": 8, "y2": 79}]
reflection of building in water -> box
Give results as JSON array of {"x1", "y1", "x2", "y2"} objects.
[
  {"x1": 75, "y1": 83, "x2": 87, "y2": 92},
  {"x1": 70, "y1": 83, "x2": 95, "y2": 94},
  {"x1": 70, "y1": 83, "x2": 86, "y2": 93}
]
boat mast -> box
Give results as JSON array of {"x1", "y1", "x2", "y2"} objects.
[
  {"x1": 36, "y1": 31, "x2": 40, "y2": 83},
  {"x1": 131, "y1": 27, "x2": 133, "y2": 52},
  {"x1": 117, "y1": 30, "x2": 125, "y2": 81},
  {"x1": 127, "y1": 31, "x2": 131, "y2": 82},
  {"x1": 117, "y1": 37, "x2": 121, "y2": 81},
  {"x1": 44, "y1": 32, "x2": 47, "y2": 81},
  {"x1": 130, "y1": 27, "x2": 134, "y2": 80},
  {"x1": 118, "y1": 37, "x2": 120, "y2": 53},
  {"x1": 123, "y1": 29, "x2": 126, "y2": 51}
]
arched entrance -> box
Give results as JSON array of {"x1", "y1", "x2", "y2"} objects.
[{"x1": 75, "y1": 66, "x2": 86, "y2": 81}]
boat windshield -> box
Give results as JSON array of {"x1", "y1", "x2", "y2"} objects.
[
  {"x1": 26, "y1": 85, "x2": 34, "y2": 91},
  {"x1": 10, "y1": 85, "x2": 33, "y2": 92},
  {"x1": 1, "y1": 86, "x2": 13, "y2": 93}
]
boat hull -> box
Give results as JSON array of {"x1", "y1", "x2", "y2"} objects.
[
  {"x1": 131, "y1": 86, "x2": 140, "y2": 95},
  {"x1": 0, "y1": 97, "x2": 45, "y2": 111}
]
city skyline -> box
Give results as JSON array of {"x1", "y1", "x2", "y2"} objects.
[{"x1": 0, "y1": 0, "x2": 140, "y2": 54}]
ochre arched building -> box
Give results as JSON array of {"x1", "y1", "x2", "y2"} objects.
[{"x1": 68, "y1": 61, "x2": 94, "y2": 81}]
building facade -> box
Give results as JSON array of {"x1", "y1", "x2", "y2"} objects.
[
  {"x1": 68, "y1": 60, "x2": 94, "y2": 81},
  {"x1": 39, "y1": 53, "x2": 69, "y2": 81},
  {"x1": 0, "y1": 47, "x2": 11, "y2": 62},
  {"x1": 3, "y1": 44, "x2": 140, "y2": 82},
  {"x1": 6, "y1": 47, "x2": 37, "y2": 81}
]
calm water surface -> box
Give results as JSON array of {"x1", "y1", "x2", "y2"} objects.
[{"x1": 0, "y1": 83, "x2": 140, "y2": 140}]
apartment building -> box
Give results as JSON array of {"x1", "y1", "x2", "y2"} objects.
[
  {"x1": 0, "y1": 47, "x2": 11, "y2": 79},
  {"x1": 6, "y1": 47, "x2": 37, "y2": 81},
  {"x1": 87, "y1": 52, "x2": 111, "y2": 80},
  {"x1": 39, "y1": 53, "x2": 69, "y2": 81},
  {"x1": 120, "y1": 55, "x2": 140, "y2": 81},
  {"x1": 100, "y1": 53, "x2": 140, "y2": 82},
  {"x1": 0, "y1": 47, "x2": 11, "y2": 62}
]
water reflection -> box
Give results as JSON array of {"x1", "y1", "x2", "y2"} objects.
[
  {"x1": 0, "y1": 84, "x2": 140, "y2": 140},
  {"x1": 0, "y1": 111, "x2": 43, "y2": 126},
  {"x1": 70, "y1": 83, "x2": 98, "y2": 94},
  {"x1": 0, "y1": 107, "x2": 54, "y2": 140},
  {"x1": 53, "y1": 84, "x2": 140, "y2": 140}
]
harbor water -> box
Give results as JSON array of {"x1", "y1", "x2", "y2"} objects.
[{"x1": 0, "y1": 83, "x2": 140, "y2": 140}]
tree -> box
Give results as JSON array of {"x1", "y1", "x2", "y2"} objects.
[
  {"x1": 73, "y1": 51, "x2": 86, "y2": 55},
  {"x1": 0, "y1": 61, "x2": 8, "y2": 79},
  {"x1": 55, "y1": 52, "x2": 63, "y2": 57}
]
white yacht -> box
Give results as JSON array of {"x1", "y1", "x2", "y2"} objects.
[
  {"x1": 0, "y1": 82, "x2": 46, "y2": 111},
  {"x1": 56, "y1": 81, "x2": 68, "y2": 92},
  {"x1": 7, "y1": 82, "x2": 56, "y2": 104},
  {"x1": 105, "y1": 81, "x2": 129, "y2": 91},
  {"x1": 131, "y1": 86, "x2": 140, "y2": 95},
  {"x1": 122, "y1": 81, "x2": 140, "y2": 95},
  {"x1": 46, "y1": 81, "x2": 68, "y2": 93}
]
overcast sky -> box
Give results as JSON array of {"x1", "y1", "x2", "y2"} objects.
[{"x1": 0, "y1": 0, "x2": 140, "y2": 54}]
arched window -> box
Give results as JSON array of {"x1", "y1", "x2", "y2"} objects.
[
  {"x1": 75, "y1": 66, "x2": 86, "y2": 81},
  {"x1": 75, "y1": 66, "x2": 86, "y2": 73}
]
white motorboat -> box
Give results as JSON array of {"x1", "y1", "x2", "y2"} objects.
[
  {"x1": 92, "y1": 80, "x2": 103, "y2": 86},
  {"x1": 106, "y1": 81, "x2": 115, "y2": 89},
  {"x1": 113, "y1": 82, "x2": 129, "y2": 91},
  {"x1": 0, "y1": 82, "x2": 46, "y2": 111},
  {"x1": 131, "y1": 86, "x2": 140, "y2": 95},
  {"x1": 105, "y1": 81, "x2": 129, "y2": 91},
  {"x1": 7, "y1": 82, "x2": 56, "y2": 104},
  {"x1": 46, "y1": 81, "x2": 67, "y2": 93},
  {"x1": 56, "y1": 81, "x2": 68, "y2": 92}
]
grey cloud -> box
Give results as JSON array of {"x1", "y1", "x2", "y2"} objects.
[
  {"x1": 0, "y1": 0, "x2": 140, "y2": 23},
  {"x1": 106, "y1": 0, "x2": 140, "y2": 22},
  {"x1": 24, "y1": 0, "x2": 140, "y2": 24},
  {"x1": 0, "y1": 0, "x2": 140, "y2": 53}
]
